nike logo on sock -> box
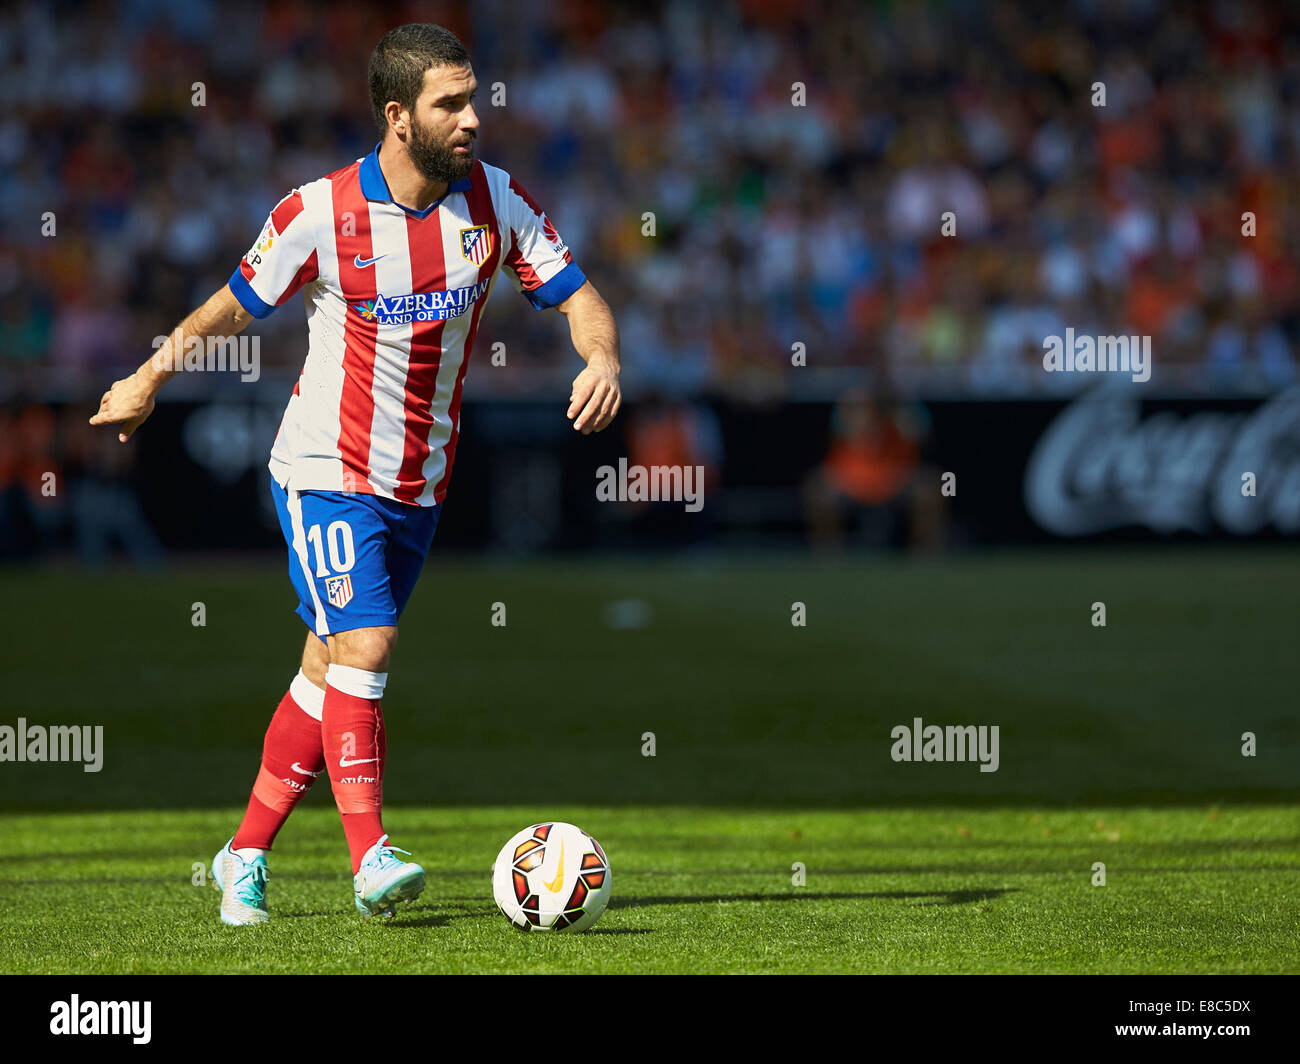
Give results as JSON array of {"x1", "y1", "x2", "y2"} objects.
[
  {"x1": 339, "y1": 756, "x2": 379, "y2": 768},
  {"x1": 291, "y1": 763, "x2": 323, "y2": 777}
]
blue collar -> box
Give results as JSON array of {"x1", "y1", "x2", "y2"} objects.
[{"x1": 359, "y1": 142, "x2": 472, "y2": 219}]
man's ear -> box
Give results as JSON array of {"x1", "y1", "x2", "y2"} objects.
[{"x1": 385, "y1": 101, "x2": 408, "y2": 136}]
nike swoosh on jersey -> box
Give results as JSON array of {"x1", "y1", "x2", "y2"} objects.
[{"x1": 354, "y1": 253, "x2": 386, "y2": 269}]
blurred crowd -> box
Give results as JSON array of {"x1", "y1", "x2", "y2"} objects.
[
  {"x1": 0, "y1": 402, "x2": 162, "y2": 562},
  {"x1": 4, "y1": 0, "x2": 1300, "y2": 410}
]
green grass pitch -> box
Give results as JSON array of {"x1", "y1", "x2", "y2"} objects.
[{"x1": 0, "y1": 549, "x2": 1296, "y2": 973}]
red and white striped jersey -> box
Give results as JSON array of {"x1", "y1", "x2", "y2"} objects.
[{"x1": 229, "y1": 145, "x2": 585, "y2": 506}]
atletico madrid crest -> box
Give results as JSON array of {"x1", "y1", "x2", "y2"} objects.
[
  {"x1": 460, "y1": 224, "x2": 492, "y2": 266},
  {"x1": 325, "y1": 574, "x2": 353, "y2": 609}
]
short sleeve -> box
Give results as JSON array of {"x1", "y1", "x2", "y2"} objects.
[
  {"x1": 500, "y1": 176, "x2": 586, "y2": 310},
  {"x1": 228, "y1": 190, "x2": 319, "y2": 318}
]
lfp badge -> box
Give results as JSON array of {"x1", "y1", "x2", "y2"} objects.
[{"x1": 460, "y1": 224, "x2": 492, "y2": 267}]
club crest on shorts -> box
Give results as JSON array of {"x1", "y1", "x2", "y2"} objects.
[
  {"x1": 325, "y1": 574, "x2": 353, "y2": 609},
  {"x1": 460, "y1": 224, "x2": 492, "y2": 267}
]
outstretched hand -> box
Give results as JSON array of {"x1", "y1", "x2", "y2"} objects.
[{"x1": 89, "y1": 372, "x2": 157, "y2": 442}]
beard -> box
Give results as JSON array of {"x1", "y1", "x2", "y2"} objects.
[{"x1": 407, "y1": 115, "x2": 475, "y2": 184}]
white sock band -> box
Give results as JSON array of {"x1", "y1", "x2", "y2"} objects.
[
  {"x1": 326, "y1": 664, "x2": 388, "y2": 701},
  {"x1": 289, "y1": 669, "x2": 326, "y2": 721}
]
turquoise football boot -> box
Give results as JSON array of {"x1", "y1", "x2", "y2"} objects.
[
  {"x1": 212, "y1": 839, "x2": 270, "y2": 926},
  {"x1": 353, "y1": 835, "x2": 424, "y2": 920}
]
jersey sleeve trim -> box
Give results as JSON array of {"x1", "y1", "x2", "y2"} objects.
[
  {"x1": 228, "y1": 266, "x2": 275, "y2": 319},
  {"x1": 521, "y1": 261, "x2": 587, "y2": 310}
]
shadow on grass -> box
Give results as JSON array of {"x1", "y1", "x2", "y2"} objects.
[
  {"x1": 372, "y1": 912, "x2": 456, "y2": 929},
  {"x1": 611, "y1": 887, "x2": 1014, "y2": 909},
  {"x1": 269, "y1": 888, "x2": 1014, "y2": 925},
  {"x1": 268, "y1": 906, "x2": 468, "y2": 927},
  {"x1": 391, "y1": 913, "x2": 647, "y2": 932}
]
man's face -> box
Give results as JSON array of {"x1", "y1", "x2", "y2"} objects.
[{"x1": 404, "y1": 64, "x2": 479, "y2": 183}]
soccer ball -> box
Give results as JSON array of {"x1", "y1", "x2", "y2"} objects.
[{"x1": 492, "y1": 822, "x2": 611, "y2": 932}]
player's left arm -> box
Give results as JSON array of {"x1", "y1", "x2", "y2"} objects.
[{"x1": 558, "y1": 280, "x2": 621, "y2": 435}]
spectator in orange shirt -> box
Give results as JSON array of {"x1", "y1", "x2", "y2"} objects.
[
  {"x1": 619, "y1": 394, "x2": 723, "y2": 549},
  {"x1": 803, "y1": 390, "x2": 944, "y2": 552}
]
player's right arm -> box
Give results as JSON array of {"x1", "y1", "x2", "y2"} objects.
[
  {"x1": 89, "y1": 284, "x2": 253, "y2": 442},
  {"x1": 91, "y1": 186, "x2": 319, "y2": 442}
]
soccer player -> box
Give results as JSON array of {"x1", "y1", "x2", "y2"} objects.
[{"x1": 89, "y1": 24, "x2": 621, "y2": 924}]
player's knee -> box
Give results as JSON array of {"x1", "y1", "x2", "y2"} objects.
[{"x1": 329, "y1": 626, "x2": 397, "y2": 673}]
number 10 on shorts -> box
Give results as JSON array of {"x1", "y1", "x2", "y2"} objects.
[{"x1": 306, "y1": 521, "x2": 356, "y2": 576}]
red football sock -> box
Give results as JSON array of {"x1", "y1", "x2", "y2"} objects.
[
  {"x1": 231, "y1": 675, "x2": 326, "y2": 851},
  {"x1": 321, "y1": 666, "x2": 388, "y2": 873}
]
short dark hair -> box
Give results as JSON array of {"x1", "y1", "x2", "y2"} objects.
[{"x1": 368, "y1": 24, "x2": 471, "y2": 135}]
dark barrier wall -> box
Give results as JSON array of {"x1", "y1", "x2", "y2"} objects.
[
  {"x1": 8, "y1": 386, "x2": 1298, "y2": 556},
  {"x1": 935, "y1": 386, "x2": 1300, "y2": 545}
]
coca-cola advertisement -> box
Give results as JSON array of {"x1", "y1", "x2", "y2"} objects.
[{"x1": 1025, "y1": 385, "x2": 1300, "y2": 538}]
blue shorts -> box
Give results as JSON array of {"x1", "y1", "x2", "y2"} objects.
[{"x1": 270, "y1": 480, "x2": 442, "y2": 640}]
